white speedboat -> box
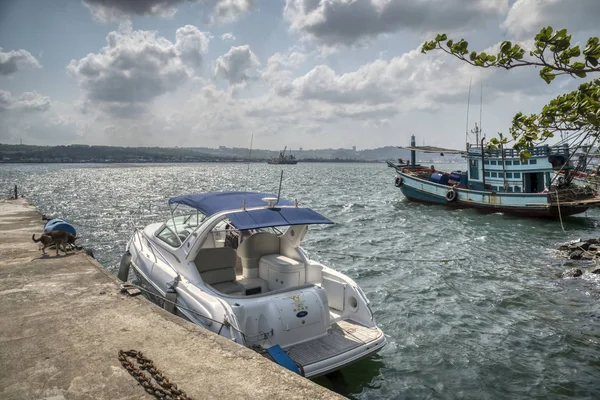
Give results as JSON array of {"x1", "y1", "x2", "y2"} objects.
[{"x1": 119, "y1": 191, "x2": 386, "y2": 378}]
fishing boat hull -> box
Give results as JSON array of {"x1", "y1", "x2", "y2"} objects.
[{"x1": 397, "y1": 171, "x2": 595, "y2": 217}]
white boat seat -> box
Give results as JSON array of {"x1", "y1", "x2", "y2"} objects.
[
  {"x1": 194, "y1": 248, "x2": 243, "y2": 295},
  {"x1": 212, "y1": 281, "x2": 244, "y2": 295},
  {"x1": 237, "y1": 231, "x2": 280, "y2": 278}
]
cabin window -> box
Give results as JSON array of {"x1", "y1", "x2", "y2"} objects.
[
  {"x1": 484, "y1": 160, "x2": 489, "y2": 165},
  {"x1": 157, "y1": 226, "x2": 181, "y2": 247},
  {"x1": 505, "y1": 160, "x2": 512, "y2": 166},
  {"x1": 498, "y1": 172, "x2": 504, "y2": 178},
  {"x1": 492, "y1": 186, "x2": 498, "y2": 191},
  {"x1": 514, "y1": 172, "x2": 521, "y2": 178},
  {"x1": 514, "y1": 186, "x2": 521, "y2": 192},
  {"x1": 491, "y1": 172, "x2": 498, "y2": 178},
  {"x1": 530, "y1": 159, "x2": 537, "y2": 164},
  {"x1": 513, "y1": 160, "x2": 520, "y2": 165},
  {"x1": 484, "y1": 171, "x2": 490, "y2": 177},
  {"x1": 506, "y1": 172, "x2": 513, "y2": 178},
  {"x1": 490, "y1": 160, "x2": 497, "y2": 165},
  {"x1": 507, "y1": 186, "x2": 513, "y2": 192}
]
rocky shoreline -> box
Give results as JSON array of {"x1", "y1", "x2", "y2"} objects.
[{"x1": 557, "y1": 238, "x2": 600, "y2": 278}]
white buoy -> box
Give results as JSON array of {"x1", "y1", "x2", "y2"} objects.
[{"x1": 117, "y1": 251, "x2": 132, "y2": 282}]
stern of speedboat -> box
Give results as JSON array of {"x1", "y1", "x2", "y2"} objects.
[{"x1": 285, "y1": 319, "x2": 386, "y2": 378}]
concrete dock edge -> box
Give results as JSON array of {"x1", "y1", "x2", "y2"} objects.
[{"x1": 0, "y1": 198, "x2": 343, "y2": 400}]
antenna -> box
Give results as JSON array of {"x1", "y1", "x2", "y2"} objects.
[
  {"x1": 275, "y1": 170, "x2": 283, "y2": 205},
  {"x1": 466, "y1": 78, "x2": 472, "y2": 144},
  {"x1": 243, "y1": 134, "x2": 253, "y2": 192}
]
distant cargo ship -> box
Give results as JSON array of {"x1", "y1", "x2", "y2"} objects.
[{"x1": 268, "y1": 146, "x2": 298, "y2": 165}]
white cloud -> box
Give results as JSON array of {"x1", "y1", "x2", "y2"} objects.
[
  {"x1": 502, "y1": 0, "x2": 600, "y2": 39},
  {"x1": 284, "y1": 0, "x2": 509, "y2": 46},
  {"x1": 210, "y1": 0, "x2": 254, "y2": 24},
  {"x1": 83, "y1": 0, "x2": 253, "y2": 23},
  {"x1": 175, "y1": 25, "x2": 211, "y2": 70},
  {"x1": 0, "y1": 48, "x2": 41, "y2": 75},
  {"x1": 83, "y1": 0, "x2": 181, "y2": 21},
  {"x1": 214, "y1": 45, "x2": 260, "y2": 86},
  {"x1": 67, "y1": 26, "x2": 210, "y2": 117},
  {"x1": 220, "y1": 32, "x2": 236, "y2": 41},
  {"x1": 0, "y1": 90, "x2": 51, "y2": 112}
]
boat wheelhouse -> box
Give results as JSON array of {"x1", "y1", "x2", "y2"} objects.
[
  {"x1": 388, "y1": 133, "x2": 600, "y2": 217},
  {"x1": 120, "y1": 192, "x2": 386, "y2": 377}
]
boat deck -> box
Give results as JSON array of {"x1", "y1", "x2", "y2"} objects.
[{"x1": 286, "y1": 320, "x2": 383, "y2": 366}]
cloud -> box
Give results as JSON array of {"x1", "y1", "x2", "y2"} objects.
[
  {"x1": 175, "y1": 25, "x2": 211, "y2": 70},
  {"x1": 284, "y1": 0, "x2": 509, "y2": 46},
  {"x1": 67, "y1": 26, "x2": 209, "y2": 117},
  {"x1": 83, "y1": 0, "x2": 182, "y2": 21},
  {"x1": 220, "y1": 32, "x2": 236, "y2": 41},
  {"x1": 214, "y1": 45, "x2": 260, "y2": 86},
  {"x1": 0, "y1": 48, "x2": 41, "y2": 75},
  {"x1": 502, "y1": 0, "x2": 600, "y2": 39},
  {"x1": 0, "y1": 90, "x2": 51, "y2": 112},
  {"x1": 210, "y1": 0, "x2": 253, "y2": 24},
  {"x1": 83, "y1": 0, "x2": 253, "y2": 23}
]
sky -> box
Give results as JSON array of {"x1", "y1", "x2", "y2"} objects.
[{"x1": 0, "y1": 0, "x2": 598, "y2": 150}]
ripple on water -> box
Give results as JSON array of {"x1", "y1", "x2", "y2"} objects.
[{"x1": 2, "y1": 162, "x2": 600, "y2": 399}]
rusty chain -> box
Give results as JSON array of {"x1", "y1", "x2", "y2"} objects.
[{"x1": 118, "y1": 349, "x2": 193, "y2": 400}]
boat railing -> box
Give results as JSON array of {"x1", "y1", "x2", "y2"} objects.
[{"x1": 466, "y1": 142, "x2": 570, "y2": 158}]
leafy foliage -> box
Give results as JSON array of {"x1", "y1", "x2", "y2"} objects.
[{"x1": 421, "y1": 27, "x2": 600, "y2": 157}]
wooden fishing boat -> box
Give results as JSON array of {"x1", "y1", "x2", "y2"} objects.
[{"x1": 388, "y1": 129, "x2": 600, "y2": 217}]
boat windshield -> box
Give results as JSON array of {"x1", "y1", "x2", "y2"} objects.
[{"x1": 156, "y1": 212, "x2": 206, "y2": 247}]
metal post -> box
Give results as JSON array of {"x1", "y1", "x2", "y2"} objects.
[
  {"x1": 410, "y1": 135, "x2": 416, "y2": 170},
  {"x1": 14, "y1": 185, "x2": 17, "y2": 199}
]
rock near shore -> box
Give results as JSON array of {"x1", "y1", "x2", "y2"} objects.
[{"x1": 557, "y1": 238, "x2": 600, "y2": 278}]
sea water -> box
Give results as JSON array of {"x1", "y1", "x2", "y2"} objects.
[{"x1": 2, "y1": 162, "x2": 599, "y2": 399}]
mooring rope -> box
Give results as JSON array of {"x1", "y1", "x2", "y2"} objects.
[
  {"x1": 311, "y1": 250, "x2": 466, "y2": 263},
  {"x1": 554, "y1": 189, "x2": 566, "y2": 233},
  {"x1": 119, "y1": 282, "x2": 247, "y2": 337}
]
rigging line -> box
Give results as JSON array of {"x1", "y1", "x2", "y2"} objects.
[
  {"x1": 550, "y1": 131, "x2": 591, "y2": 186},
  {"x1": 479, "y1": 83, "x2": 483, "y2": 135},
  {"x1": 466, "y1": 77, "x2": 472, "y2": 144},
  {"x1": 311, "y1": 250, "x2": 466, "y2": 263}
]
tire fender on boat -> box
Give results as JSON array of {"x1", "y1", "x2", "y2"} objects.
[
  {"x1": 445, "y1": 188, "x2": 457, "y2": 202},
  {"x1": 394, "y1": 176, "x2": 403, "y2": 187}
]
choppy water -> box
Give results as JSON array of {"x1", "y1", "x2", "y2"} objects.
[{"x1": 2, "y1": 162, "x2": 600, "y2": 399}]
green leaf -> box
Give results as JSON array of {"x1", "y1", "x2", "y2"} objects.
[
  {"x1": 500, "y1": 41, "x2": 512, "y2": 53},
  {"x1": 470, "y1": 51, "x2": 477, "y2": 61},
  {"x1": 446, "y1": 39, "x2": 453, "y2": 48}
]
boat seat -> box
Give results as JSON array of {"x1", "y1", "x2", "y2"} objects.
[
  {"x1": 194, "y1": 248, "x2": 243, "y2": 295},
  {"x1": 237, "y1": 231, "x2": 280, "y2": 278}
]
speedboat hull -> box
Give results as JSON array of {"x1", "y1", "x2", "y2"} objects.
[{"x1": 121, "y1": 192, "x2": 386, "y2": 378}]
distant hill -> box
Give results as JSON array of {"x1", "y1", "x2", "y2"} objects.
[{"x1": 0, "y1": 143, "x2": 465, "y2": 164}]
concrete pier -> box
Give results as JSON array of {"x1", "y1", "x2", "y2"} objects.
[{"x1": 0, "y1": 199, "x2": 342, "y2": 399}]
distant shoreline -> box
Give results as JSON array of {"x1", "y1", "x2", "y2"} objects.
[{"x1": 0, "y1": 159, "x2": 384, "y2": 164}]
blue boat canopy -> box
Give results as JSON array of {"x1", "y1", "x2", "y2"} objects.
[
  {"x1": 227, "y1": 207, "x2": 333, "y2": 230},
  {"x1": 169, "y1": 192, "x2": 294, "y2": 215},
  {"x1": 168, "y1": 192, "x2": 333, "y2": 230}
]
